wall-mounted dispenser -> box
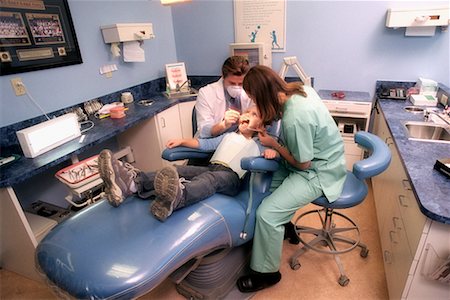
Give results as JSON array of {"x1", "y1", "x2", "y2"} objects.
[
  {"x1": 100, "y1": 23, "x2": 155, "y2": 61},
  {"x1": 386, "y1": 7, "x2": 449, "y2": 36}
]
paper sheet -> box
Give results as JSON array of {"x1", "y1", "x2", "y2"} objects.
[{"x1": 123, "y1": 41, "x2": 145, "y2": 62}]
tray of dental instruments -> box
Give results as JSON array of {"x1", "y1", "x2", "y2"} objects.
[{"x1": 56, "y1": 155, "x2": 100, "y2": 188}]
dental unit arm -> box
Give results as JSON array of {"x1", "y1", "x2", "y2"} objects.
[{"x1": 278, "y1": 56, "x2": 312, "y2": 87}]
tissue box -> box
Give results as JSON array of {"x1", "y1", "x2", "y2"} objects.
[{"x1": 416, "y1": 78, "x2": 438, "y2": 96}]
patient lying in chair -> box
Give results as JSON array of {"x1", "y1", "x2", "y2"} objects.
[{"x1": 98, "y1": 106, "x2": 278, "y2": 221}]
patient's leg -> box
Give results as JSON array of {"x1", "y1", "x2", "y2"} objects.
[
  {"x1": 98, "y1": 149, "x2": 141, "y2": 207},
  {"x1": 150, "y1": 165, "x2": 240, "y2": 221}
]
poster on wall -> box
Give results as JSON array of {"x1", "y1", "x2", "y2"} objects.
[
  {"x1": 233, "y1": 0, "x2": 286, "y2": 52},
  {"x1": 0, "y1": 0, "x2": 82, "y2": 76}
]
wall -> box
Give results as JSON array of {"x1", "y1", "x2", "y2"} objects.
[
  {"x1": 171, "y1": 0, "x2": 449, "y2": 94},
  {"x1": 0, "y1": 0, "x2": 177, "y2": 127}
]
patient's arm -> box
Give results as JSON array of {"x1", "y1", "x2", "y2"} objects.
[{"x1": 167, "y1": 138, "x2": 200, "y2": 149}]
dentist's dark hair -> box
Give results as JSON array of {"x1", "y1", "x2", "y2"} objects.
[
  {"x1": 222, "y1": 56, "x2": 250, "y2": 78},
  {"x1": 243, "y1": 65, "x2": 307, "y2": 125}
]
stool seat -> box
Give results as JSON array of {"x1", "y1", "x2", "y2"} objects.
[{"x1": 312, "y1": 171, "x2": 368, "y2": 209}]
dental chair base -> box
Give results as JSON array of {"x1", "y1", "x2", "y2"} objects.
[{"x1": 173, "y1": 243, "x2": 251, "y2": 299}]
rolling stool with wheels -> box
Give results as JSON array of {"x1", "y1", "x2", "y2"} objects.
[{"x1": 289, "y1": 131, "x2": 391, "y2": 286}]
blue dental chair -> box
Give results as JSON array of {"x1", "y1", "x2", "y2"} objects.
[{"x1": 35, "y1": 121, "x2": 281, "y2": 299}]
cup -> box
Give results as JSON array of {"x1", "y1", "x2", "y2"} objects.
[{"x1": 121, "y1": 92, "x2": 134, "y2": 104}]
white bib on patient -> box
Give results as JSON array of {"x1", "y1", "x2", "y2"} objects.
[{"x1": 210, "y1": 132, "x2": 261, "y2": 178}]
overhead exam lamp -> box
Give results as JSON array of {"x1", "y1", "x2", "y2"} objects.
[{"x1": 279, "y1": 56, "x2": 312, "y2": 87}]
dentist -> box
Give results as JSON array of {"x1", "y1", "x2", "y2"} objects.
[{"x1": 195, "y1": 56, "x2": 254, "y2": 138}]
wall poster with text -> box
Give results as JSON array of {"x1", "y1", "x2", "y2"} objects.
[{"x1": 233, "y1": 0, "x2": 286, "y2": 52}]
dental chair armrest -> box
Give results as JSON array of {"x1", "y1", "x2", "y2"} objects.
[
  {"x1": 241, "y1": 156, "x2": 279, "y2": 173},
  {"x1": 162, "y1": 147, "x2": 214, "y2": 162}
]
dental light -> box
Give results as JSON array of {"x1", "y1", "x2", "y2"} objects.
[{"x1": 279, "y1": 56, "x2": 312, "y2": 86}]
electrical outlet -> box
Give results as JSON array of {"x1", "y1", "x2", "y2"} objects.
[{"x1": 10, "y1": 77, "x2": 26, "y2": 96}]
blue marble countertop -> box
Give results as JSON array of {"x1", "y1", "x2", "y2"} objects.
[
  {"x1": 0, "y1": 95, "x2": 196, "y2": 188},
  {"x1": 378, "y1": 98, "x2": 450, "y2": 224},
  {"x1": 318, "y1": 89, "x2": 371, "y2": 102}
]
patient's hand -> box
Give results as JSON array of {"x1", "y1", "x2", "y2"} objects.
[
  {"x1": 166, "y1": 139, "x2": 183, "y2": 148},
  {"x1": 263, "y1": 148, "x2": 278, "y2": 160}
]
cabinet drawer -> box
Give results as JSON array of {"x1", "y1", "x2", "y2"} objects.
[{"x1": 323, "y1": 100, "x2": 371, "y2": 116}]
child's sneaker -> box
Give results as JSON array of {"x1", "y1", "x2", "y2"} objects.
[
  {"x1": 98, "y1": 149, "x2": 139, "y2": 207},
  {"x1": 151, "y1": 166, "x2": 185, "y2": 221}
]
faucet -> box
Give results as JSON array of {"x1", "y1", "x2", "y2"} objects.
[
  {"x1": 424, "y1": 108, "x2": 450, "y2": 126},
  {"x1": 175, "y1": 80, "x2": 190, "y2": 92}
]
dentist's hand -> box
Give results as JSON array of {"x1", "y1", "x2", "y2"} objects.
[{"x1": 223, "y1": 109, "x2": 240, "y2": 128}]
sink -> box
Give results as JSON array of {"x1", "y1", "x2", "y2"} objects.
[
  {"x1": 403, "y1": 121, "x2": 450, "y2": 143},
  {"x1": 404, "y1": 106, "x2": 425, "y2": 114}
]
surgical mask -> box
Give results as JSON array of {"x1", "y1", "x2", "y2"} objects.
[{"x1": 226, "y1": 85, "x2": 243, "y2": 99}]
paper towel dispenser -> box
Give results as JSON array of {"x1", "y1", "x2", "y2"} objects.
[
  {"x1": 386, "y1": 7, "x2": 449, "y2": 36},
  {"x1": 101, "y1": 23, "x2": 155, "y2": 43}
]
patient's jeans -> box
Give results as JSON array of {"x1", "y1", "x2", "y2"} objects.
[{"x1": 136, "y1": 164, "x2": 241, "y2": 209}]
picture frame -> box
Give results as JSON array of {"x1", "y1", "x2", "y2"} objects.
[{"x1": 0, "y1": 0, "x2": 82, "y2": 76}]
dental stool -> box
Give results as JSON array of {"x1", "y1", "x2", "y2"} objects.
[
  {"x1": 289, "y1": 131, "x2": 391, "y2": 286},
  {"x1": 35, "y1": 121, "x2": 281, "y2": 299}
]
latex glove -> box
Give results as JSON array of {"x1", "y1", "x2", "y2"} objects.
[{"x1": 223, "y1": 109, "x2": 240, "y2": 128}]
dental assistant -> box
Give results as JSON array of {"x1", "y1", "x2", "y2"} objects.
[
  {"x1": 195, "y1": 56, "x2": 254, "y2": 138},
  {"x1": 237, "y1": 65, "x2": 347, "y2": 293}
]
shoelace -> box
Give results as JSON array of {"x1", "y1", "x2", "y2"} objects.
[
  {"x1": 123, "y1": 161, "x2": 139, "y2": 179},
  {"x1": 179, "y1": 177, "x2": 189, "y2": 190}
]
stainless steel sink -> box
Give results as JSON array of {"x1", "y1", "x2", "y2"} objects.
[
  {"x1": 404, "y1": 106, "x2": 425, "y2": 114},
  {"x1": 403, "y1": 121, "x2": 450, "y2": 143}
]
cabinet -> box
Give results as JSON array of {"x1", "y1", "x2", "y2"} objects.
[
  {"x1": 319, "y1": 90, "x2": 372, "y2": 170},
  {"x1": 117, "y1": 101, "x2": 195, "y2": 171},
  {"x1": 371, "y1": 111, "x2": 445, "y2": 300}
]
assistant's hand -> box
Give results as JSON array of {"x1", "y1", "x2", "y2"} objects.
[
  {"x1": 223, "y1": 109, "x2": 240, "y2": 128},
  {"x1": 263, "y1": 148, "x2": 278, "y2": 160},
  {"x1": 258, "y1": 131, "x2": 278, "y2": 148},
  {"x1": 166, "y1": 139, "x2": 182, "y2": 148}
]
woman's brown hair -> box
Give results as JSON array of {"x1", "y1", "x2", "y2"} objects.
[{"x1": 243, "y1": 65, "x2": 307, "y2": 125}]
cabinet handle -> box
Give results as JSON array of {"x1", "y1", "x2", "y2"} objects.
[
  {"x1": 384, "y1": 250, "x2": 392, "y2": 264},
  {"x1": 160, "y1": 117, "x2": 166, "y2": 128},
  {"x1": 398, "y1": 195, "x2": 408, "y2": 207},
  {"x1": 401, "y1": 179, "x2": 412, "y2": 191},
  {"x1": 384, "y1": 137, "x2": 393, "y2": 145},
  {"x1": 392, "y1": 217, "x2": 402, "y2": 229},
  {"x1": 389, "y1": 230, "x2": 398, "y2": 244}
]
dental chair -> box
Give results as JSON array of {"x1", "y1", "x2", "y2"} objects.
[
  {"x1": 289, "y1": 131, "x2": 391, "y2": 286},
  {"x1": 35, "y1": 121, "x2": 281, "y2": 299}
]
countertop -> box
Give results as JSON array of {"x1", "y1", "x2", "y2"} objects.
[
  {"x1": 377, "y1": 98, "x2": 450, "y2": 224},
  {"x1": 0, "y1": 95, "x2": 195, "y2": 188}
]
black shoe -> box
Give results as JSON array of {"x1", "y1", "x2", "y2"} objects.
[
  {"x1": 284, "y1": 222, "x2": 300, "y2": 245},
  {"x1": 237, "y1": 271, "x2": 281, "y2": 293}
]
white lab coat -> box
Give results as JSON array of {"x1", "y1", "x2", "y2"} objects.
[{"x1": 195, "y1": 78, "x2": 254, "y2": 138}]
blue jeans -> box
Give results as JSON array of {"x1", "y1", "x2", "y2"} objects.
[{"x1": 135, "y1": 164, "x2": 241, "y2": 209}]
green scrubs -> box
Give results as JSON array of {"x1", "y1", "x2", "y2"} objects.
[{"x1": 250, "y1": 86, "x2": 346, "y2": 273}]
